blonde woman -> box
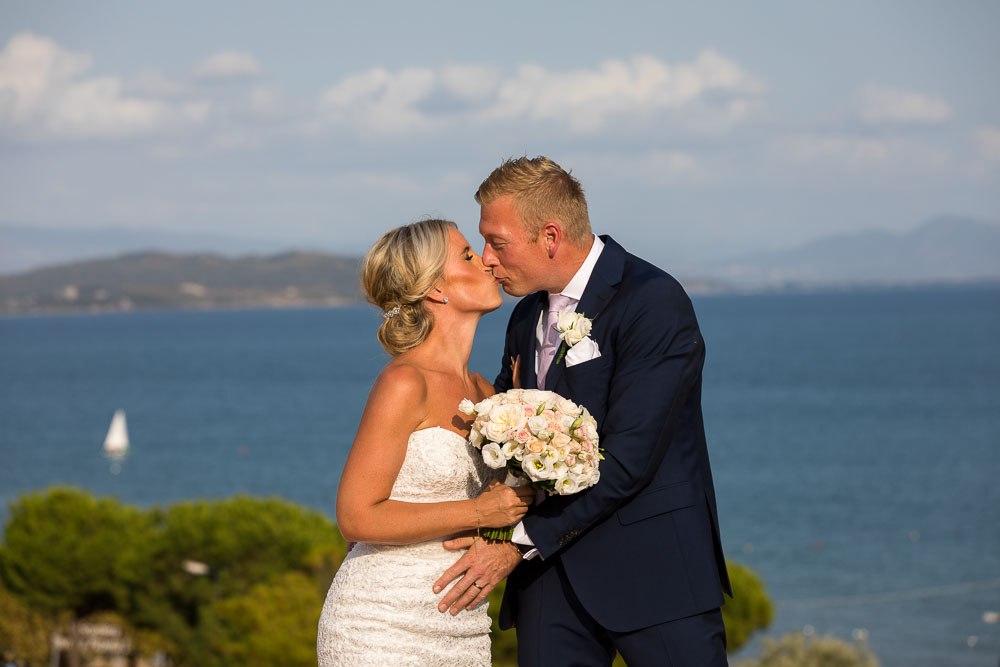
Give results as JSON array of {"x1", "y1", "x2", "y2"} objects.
[{"x1": 317, "y1": 219, "x2": 533, "y2": 665}]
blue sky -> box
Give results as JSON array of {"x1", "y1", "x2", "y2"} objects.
[{"x1": 1, "y1": 1, "x2": 998, "y2": 270}]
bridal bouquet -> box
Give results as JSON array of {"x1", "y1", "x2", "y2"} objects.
[{"x1": 459, "y1": 389, "x2": 602, "y2": 539}]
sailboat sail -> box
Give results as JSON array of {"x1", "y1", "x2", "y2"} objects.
[{"x1": 103, "y1": 410, "x2": 129, "y2": 456}]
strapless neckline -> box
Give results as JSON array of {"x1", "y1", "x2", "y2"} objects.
[{"x1": 411, "y1": 426, "x2": 469, "y2": 443}]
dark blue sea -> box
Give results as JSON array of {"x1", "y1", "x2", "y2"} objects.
[{"x1": 1, "y1": 287, "x2": 998, "y2": 666}]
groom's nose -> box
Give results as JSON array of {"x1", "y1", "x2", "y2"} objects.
[{"x1": 481, "y1": 244, "x2": 499, "y2": 267}]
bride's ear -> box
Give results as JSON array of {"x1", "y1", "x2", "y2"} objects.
[{"x1": 425, "y1": 286, "x2": 448, "y2": 305}]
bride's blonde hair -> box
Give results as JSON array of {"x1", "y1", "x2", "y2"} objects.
[{"x1": 361, "y1": 218, "x2": 456, "y2": 356}]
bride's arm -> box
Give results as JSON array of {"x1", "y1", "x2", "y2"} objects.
[{"x1": 336, "y1": 364, "x2": 531, "y2": 545}]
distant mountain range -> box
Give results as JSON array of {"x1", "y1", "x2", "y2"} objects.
[
  {"x1": 0, "y1": 251, "x2": 364, "y2": 314},
  {"x1": 1, "y1": 217, "x2": 997, "y2": 315},
  {"x1": 709, "y1": 217, "x2": 1000, "y2": 288},
  {"x1": 0, "y1": 224, "x2": 304, "y2": 276}
]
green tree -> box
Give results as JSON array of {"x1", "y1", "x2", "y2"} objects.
[
  {"x1": 0, "y1": 487, "x2": 153, "y2": 666},
  {"x1": 194, "y1": 572, "x2": 325, "y2": 666},
  {"x1": 724, "y1": 560, "x2": 775, "y2": 652},
  {"x1": 0, "y1": 580, "x2": 53, "y2": 665},
  {"x1": 0, "y1": 487, "x2": 151, "y2": 617},
  {"x1": 736, "y1": 632, "x2": 880, "y2": 667},
  {"x1": 128, "y1": 495, "x2": 343, "y2": 660}
]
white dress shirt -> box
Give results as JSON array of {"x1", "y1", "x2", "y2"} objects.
[{"x1": 513, "y1": 235, "x2": 604, "y2": 559}]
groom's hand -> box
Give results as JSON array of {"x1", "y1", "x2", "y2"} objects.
[{"x1": 434, "y1": 537, "x2": 521, "y2": 615}]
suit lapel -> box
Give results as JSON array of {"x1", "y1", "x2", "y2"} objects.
[
  {"x1": 544, "y1": 235, "x2": 625, "y2": 391},
  {"x1": 521, "y1": 294, "x2": 544, "y2": 389}
]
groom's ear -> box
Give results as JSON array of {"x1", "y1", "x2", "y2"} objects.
[{"x1": 540, "y1": 221, "x2": 562, "y2": 259}]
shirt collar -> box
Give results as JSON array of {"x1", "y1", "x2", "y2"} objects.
[{"x1": 556, "y1": 235, "x2": 604, "y2": 302}]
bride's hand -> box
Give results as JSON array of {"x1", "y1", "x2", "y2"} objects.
[{"x1": 475, "y1": 480, "x2": 534, "y2": 527}]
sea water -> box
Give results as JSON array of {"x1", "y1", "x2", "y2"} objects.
[{"x1": 1, "y1": 286, "x2": 998, "y2": 665}]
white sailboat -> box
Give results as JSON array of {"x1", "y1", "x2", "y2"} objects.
[{"x1": 103, "y1": 409, "x2": 129, "y2": 458}]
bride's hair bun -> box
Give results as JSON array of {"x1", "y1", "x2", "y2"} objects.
[{"x1": 361, "y1": 218, "x2": 456, "y2": 356}]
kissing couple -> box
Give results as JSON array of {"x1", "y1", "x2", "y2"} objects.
[{"x1": 317, "y1": 156, "x2": 731, "y2": 666}]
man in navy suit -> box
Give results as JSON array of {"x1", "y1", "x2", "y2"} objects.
[{"x1": 435, "y1": 156, "x2": 731, "y2": 666}]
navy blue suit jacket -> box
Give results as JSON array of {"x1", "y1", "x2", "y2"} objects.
[{"x1": 495, "y1": 236, "x2": 731, "y2": 632}]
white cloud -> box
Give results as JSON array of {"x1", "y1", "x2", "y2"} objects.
[
  {"x1": 194, "y1": 51, "x2": 261, "y2": 80},
  {"x1": 0, "y1": 32, "x2": 174, "y2": 138},
  {"x1": 321, "y1": 66, "x2": 436, "y2": 132},
  {"x1": 975, "y1": 125, "x2": 1000, "y2": 162},
  {"x1": 318, "y1": 51, "x2": 765, "y2": 134},
  {"x1": 856, "y1": 84, "x2": 951, "y2": 125}
]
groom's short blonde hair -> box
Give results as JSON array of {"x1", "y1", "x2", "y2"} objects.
[{"x1": 475, "y1": 156, "x2": 592, "y2": 246}]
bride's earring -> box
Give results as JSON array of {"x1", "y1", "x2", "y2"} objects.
[{"x1": 443, "y1": 297, "x2": 449, "y2": 304}]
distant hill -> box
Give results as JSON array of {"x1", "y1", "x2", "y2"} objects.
[
  {"x1": 0, "y1": 251, "x2": 365, "y2": 314},
  {"x1": 711, "y1": 217, "x2": 1000, "y2": 288},
  {"x1": 0, "y1": 223, "x2": 307, "y2": 276}
]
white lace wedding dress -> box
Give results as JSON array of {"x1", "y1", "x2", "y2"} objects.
[{"x1": 317, "y1": 426, "x2": 501, "y2": 666}]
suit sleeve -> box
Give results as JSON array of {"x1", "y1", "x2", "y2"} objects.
[{"x1": 521, "y1": 277, "x2": 704, "y2": 559}]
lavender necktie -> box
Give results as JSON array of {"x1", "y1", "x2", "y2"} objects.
[{"x1": 537, "y1": 293, "x2": 574, "y2": 390}]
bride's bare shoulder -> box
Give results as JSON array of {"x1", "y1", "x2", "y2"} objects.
[
  {"x1": 471, "y1": 372, "x2": 498, "y2": 401},
  {"x1": 368, "y1": 360, "x2": 427, "y2": 405}
]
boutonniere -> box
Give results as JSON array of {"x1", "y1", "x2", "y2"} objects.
[{"x1": 554, "y1": 311, "x2": 596, "y2": 365}]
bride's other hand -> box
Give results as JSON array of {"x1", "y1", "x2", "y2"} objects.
[
  {"x1": 476, "y1": 480, "x2": 534, "y2": 527},
  {"x1": 511, "y1": 355, "x2": 522, "y2": 389}
]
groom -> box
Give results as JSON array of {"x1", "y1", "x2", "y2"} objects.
[{"x1": 435, "y1": 156, "x2": 731, "y2": 666}]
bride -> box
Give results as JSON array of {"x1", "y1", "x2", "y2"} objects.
[{"x1": 317, "y1": 218, "x2": 534, "y2": 666}]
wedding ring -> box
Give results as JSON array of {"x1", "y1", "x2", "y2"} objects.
[{"x1": 472, "y1": 582, "x2": 485, "y2": 590}]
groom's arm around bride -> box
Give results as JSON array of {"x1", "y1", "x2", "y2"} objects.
[{"x1": 435, "y1": 156, "x2": 732, "y2": 667}]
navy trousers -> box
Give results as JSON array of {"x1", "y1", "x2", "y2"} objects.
[{"x1": 514, "y1": 558, "x2": 728, "y2": 667}]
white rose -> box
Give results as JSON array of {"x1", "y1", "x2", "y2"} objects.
[
  {"x1": 458, "y1": 398, "x2": 476, "y2": 415},
  {"x1": 469, "y1": 428, "x2": 485, "y2": 449},
  {"x1": 555, "y1": 310, "x2": 579, "y2": 334},
  {"x1": 555, "y1": 396, "x2": 581, "y2": 415},
  {"x1": 520, "y1": 389, "x2": 549, "y2": 404},
  {"x1": 484, "y1": 404, "x2": 527, "y2": 442},
  {"x1": 526, "y1": 414, "x2": 549, "y2": 438},
  {"x1": 556, "y1": 312, "x2": 592, "y2": 346},
  {"x1": 475, "y1": 397, "x2": 498, "y2": 415},
  {"x1": 481, "y1": 442, "x2": 506, "y2": 469}
]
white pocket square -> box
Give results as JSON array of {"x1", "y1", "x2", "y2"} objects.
[{"x1": 565, "y1": 337, "x2": 601, "y2": 367}]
